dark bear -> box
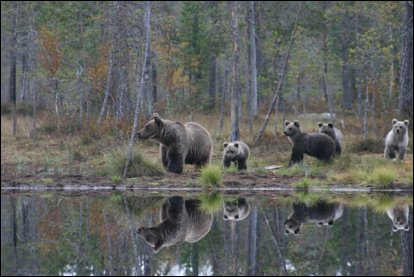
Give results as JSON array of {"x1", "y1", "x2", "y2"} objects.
[
  {"x1": 223, "y1": 198, "x2": 250, "y2": 221},
  {"x1": 318, "y1": 122, "x2": 343, "y2": 155},
  {"x1": 284, "y1": 120, "x2": 335, "y2": 166},
  {"x1": 137, "y1": 113, "x2": 213, "y2": 174},
  {"x1": 223, "y1": 141, "x2": 250, "y2": 170},
  {"x1": 137, "y1": 196, "x2": 213, "y2": 253},
  {"x1": 384, "y1": 119, "x2": 409, "y2": 160},
  {"x1": 284, "y1": 201, "x2": 343, "y2": 235}
]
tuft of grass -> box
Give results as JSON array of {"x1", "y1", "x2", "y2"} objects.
[
  {"x1": 370, "y1": 167, "x2": 395, "y2": 187},
  {"x1": 293, "y1": 177, "x2": 311, "y2": 191},
  {"x1": 111, "y1": 175, "x2": 123, "y2": 184},
  {"x1": 278, "y1": 163, "x2": 309, "y2": 177},
  {"x1": 99, "y1": 148, "x2": 164, "y2": 178},
  {"x1": 199, "y1": 192, "x2": 224, "y2": 213},
  {"x1": 199, "y1": 165, "x2": 223, "y2": 187}
]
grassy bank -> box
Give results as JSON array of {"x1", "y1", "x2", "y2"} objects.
[{"x1": 1, "y1": 114, "x2": 412, "y2": 189}]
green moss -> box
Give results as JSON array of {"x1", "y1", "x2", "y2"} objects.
[{"x1": 199, "y1": 165, "x2": 223, "y2": 187}]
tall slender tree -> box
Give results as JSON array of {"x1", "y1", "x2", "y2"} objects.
[{"x1": 230, "y1": 1, "x2": 241, "y2": 142}]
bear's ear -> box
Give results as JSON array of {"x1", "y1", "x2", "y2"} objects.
[
  {"x1": 284, "y1": 229, "x2": 290, "y2": 235},
  {"x1": 293, "y1": 120, "x2": 300, "y2": 128},
  {"x1": 294, "y1": 228, "x2": 300, "y2": 235},
  {"x1": 393, "y1": 226, "x2": 398, "y2": 232},
  {"x1": 223, "y1": 214, "x2": 229, "y2": 220},
  {"x1": 284, "y1": 120, "x2": 290, "y2": 126},
  {"x1": 234, "y1": 143, "x2": 239, "y2": 148},
  {"x1": 318, "y1": 122, "x2": 323, "y2": 128},
  {"x1": 223, "y1": 142, "x2": 229, "y2": 148},
  {"x1": 153, "y1": 113, "x2": 163, "y2": 127},
  {"x1": 328, "y1": 123, "x2": 334, "y2": 128},
  {"x1": 403, "y1": 120, "x2": 409, "y2": 126},
  {"x1": 392, "y1": 119, "x2": 398, "y2": 125},
  {"x1": 404, "y1": 225, "x2": 410, "y2": 231}
]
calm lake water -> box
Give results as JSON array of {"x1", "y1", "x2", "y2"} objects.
[{"x1": 1, "y1": 191, "x2": 412, "y2": 276}]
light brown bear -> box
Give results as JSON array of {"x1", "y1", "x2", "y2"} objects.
[
  {"x1": 223, "y1": 198, "x2": 251, "y2": 221},
  {"x1": 137, "y1": 113, "x2": 213, "y2": 174},
  {"x1": 386, "y1": 204, "x2": 410, "y2": 232},
  {"x1": 223, "y1": 141, "x2": 250, "y2": 170},
  {"x1": 137, "y1": 196, "x2": 213, "y2": 253},
  {"x1": 384, "y1": 119, "x2": 409, "y2": 161}
]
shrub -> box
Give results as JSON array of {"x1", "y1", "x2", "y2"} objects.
[{"x1": 199, "y1": 165, "x2": 223, "y2": 187}]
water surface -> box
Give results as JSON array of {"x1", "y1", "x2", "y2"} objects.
[{"x1": 1, "y1": 192, "x2": 412, "y2": 276}]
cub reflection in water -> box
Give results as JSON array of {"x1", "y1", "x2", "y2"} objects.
[
  {"x1": 386, "y1": 204, "x2": 410, "y2": 232},
  {"x1": 137, "y1": 196, "x2": 213, "y2": 253},
  {"x1": 223, "y1": 198, "x2": 250, "y2": 221},
  {"x1": 284, "y1": 201, "x2": 343, "y2": 235}
]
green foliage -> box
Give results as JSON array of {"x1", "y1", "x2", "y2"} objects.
[
  {"x1": 199, "y1": 192, "x2": 224, "y2": 213},
  {"x1": 293, "y1": 177, "x2": 311, "y2": 191},
  {"x1": 370, "y1": 167, "x2": 395, "y2": 187},
  {"x1": 198, "y1": 165, "x2": 223, "y2": 187},
  {"x1": 111, "y1": 175, "x2": 123, "y2": 184},
  {"x1": 99, "y1": 148, "x2": 164, "y2": 178}
]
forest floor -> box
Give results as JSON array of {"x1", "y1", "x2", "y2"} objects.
[{"x1": 1, "y1": 114, "x2": 413, "y2": 192}]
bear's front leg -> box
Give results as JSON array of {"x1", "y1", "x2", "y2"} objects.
[
  {"x1": 223, "y1": 158, "x2": 231, "y2": 168},
  {"x1": 167, "y1": 151, "x2": 184, "y2": 174},
  {"x1": 237, "y1": 158, "x2": 247, "y2": 170},
  {"x1": 160, "y1": 145, "x2": 169, "y2": 169},
  {"x1": 384, "y1": 145, "x2": 395, "y2": 159},
  {"x1": 398, "y1": 146, "x2": 406, "y2": 160},
  {"x1": 289, "y1": 147, "x2": 304, "y2": 166}
]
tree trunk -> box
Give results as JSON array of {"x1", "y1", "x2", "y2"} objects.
[
  {"x1": 208, "y1": 55, "x2": 216, "y2": 110},
  {"x1": 152, "y1": 57, "x2": 157, "y2": 103},
  {"x1": 249, "y1": 1, "x2": 258, "y2": 117},
  {"x1": 9, "y1": 2, "x2": 18, "y2": 136},
  {"x1": 230, "y1": 1, "x2": 241, "y2": 142},
  {"x1": 247, "y1": 206, "x2": 257, "y2": 275},
  {"x1": 218, "y1": 66, "x2": 228, "y2": 134},
  {"x1": 123, "y1": 1, "x2": 151, "y2": 179},
  {"x1": 96, "y1": 10, "x2": 115, "y2": 127},
  {"x1": 398, "y1": 1, "x2": 413, "y2": 118},
  {"x1": 254, "y1": 2, "x2": 302, "y2": 145}
]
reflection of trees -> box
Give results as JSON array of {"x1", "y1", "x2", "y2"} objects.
[{"x1": 1, "y1": 194, "x2": 412, "y2": 276}]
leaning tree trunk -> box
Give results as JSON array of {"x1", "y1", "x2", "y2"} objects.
[
  {"x1": 230, "y1": 1, "x2": 241, "y2": 142},
  {"x1": 254, "y1": 2, "x2": 302, "y2": 145},
  {"x1": 123, "y1": 1, "x2": 151, "y2": 179},
  {"x1": 398, "y1": 1, "x2": 413, "y2": 118}
]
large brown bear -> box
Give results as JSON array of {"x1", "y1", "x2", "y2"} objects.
[
  {"x1": 284, "y1": 120, "x2": 335, "y2": 166},
  {"x1": 137, "y1": 196, "x2": 213, "y2": 253},
  {"x1": 137, "y1": 113, "x2": 213, "y2": 174}
]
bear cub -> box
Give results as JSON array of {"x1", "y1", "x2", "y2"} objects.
[
  {"x1": 384, "y1": 119, "x2": 409, "y2": 160},
  {"x1": 318, "y1": 122, "x2": 343, "y2": 155},
  {"x1": 284, "y1": 120, "x2": 335, "y2": 166},
  {"x1": 223, "y1": 141, "x2": 250, "y2": 170}
]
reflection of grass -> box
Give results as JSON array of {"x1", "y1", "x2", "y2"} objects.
[
  {"x1": 199, "y1": 165, "x2": 223, "y2": 187},
  {"x1": 199, "y1": 192, "x2": 224, "y2": 213},
  {"x1": 293, "y1": 191, "x2": 327, "y2": 206}
]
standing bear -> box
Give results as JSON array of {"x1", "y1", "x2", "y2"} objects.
[
  {"x1": 284, "y1": 201, "x2": 344, "y2": 235},
  {"x1": 137, "y1": 196, "x2": 213, "y2": 253},
  {"x1": 222, "y1": 141, "x2": 250, "y2": 170},
  {"x1": 137, "y1": 113, "x2": 213, "y2": 174},
  {"x1": 284, "y1": 120, "x2": 335, "y2": 166},
  {"x1": 384, "y1": 119, "x2": 409, "y2": 160},
  {"x1": 318, "y1": 122, "x2": 343, "y2": 155}
]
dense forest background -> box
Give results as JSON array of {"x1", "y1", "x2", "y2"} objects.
[{"x1": 1, "y1": 1, "x2": 413, "y2": 142}]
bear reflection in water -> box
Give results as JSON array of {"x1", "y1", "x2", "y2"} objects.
[
  {"x1": 284, "y1": 201, "x2": 343, "y2": 235},
  {"x1": 137, "y1": 196, "x2": 213, "y2": 253},
  {"x1": 223, "y1": 198, "x2": 250, "y2": 221},
  {"x1": 386, "y1": 204, "x2": 410, "y2": 232}
]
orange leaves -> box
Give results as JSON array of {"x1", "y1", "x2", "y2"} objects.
[
  {"x1": 87, "y1": 44, "x2": 110, "y2": 94},
  {"x1": 38, "y1": 27, "x2": 62, "y2": 76}
]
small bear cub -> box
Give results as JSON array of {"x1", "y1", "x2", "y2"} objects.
[
  {"x1": 384, "y1": 119, "x2": 409, "y2": 161},
  {"x1": 223, "y1": 141, "x2": 250, "y2": 170}
]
